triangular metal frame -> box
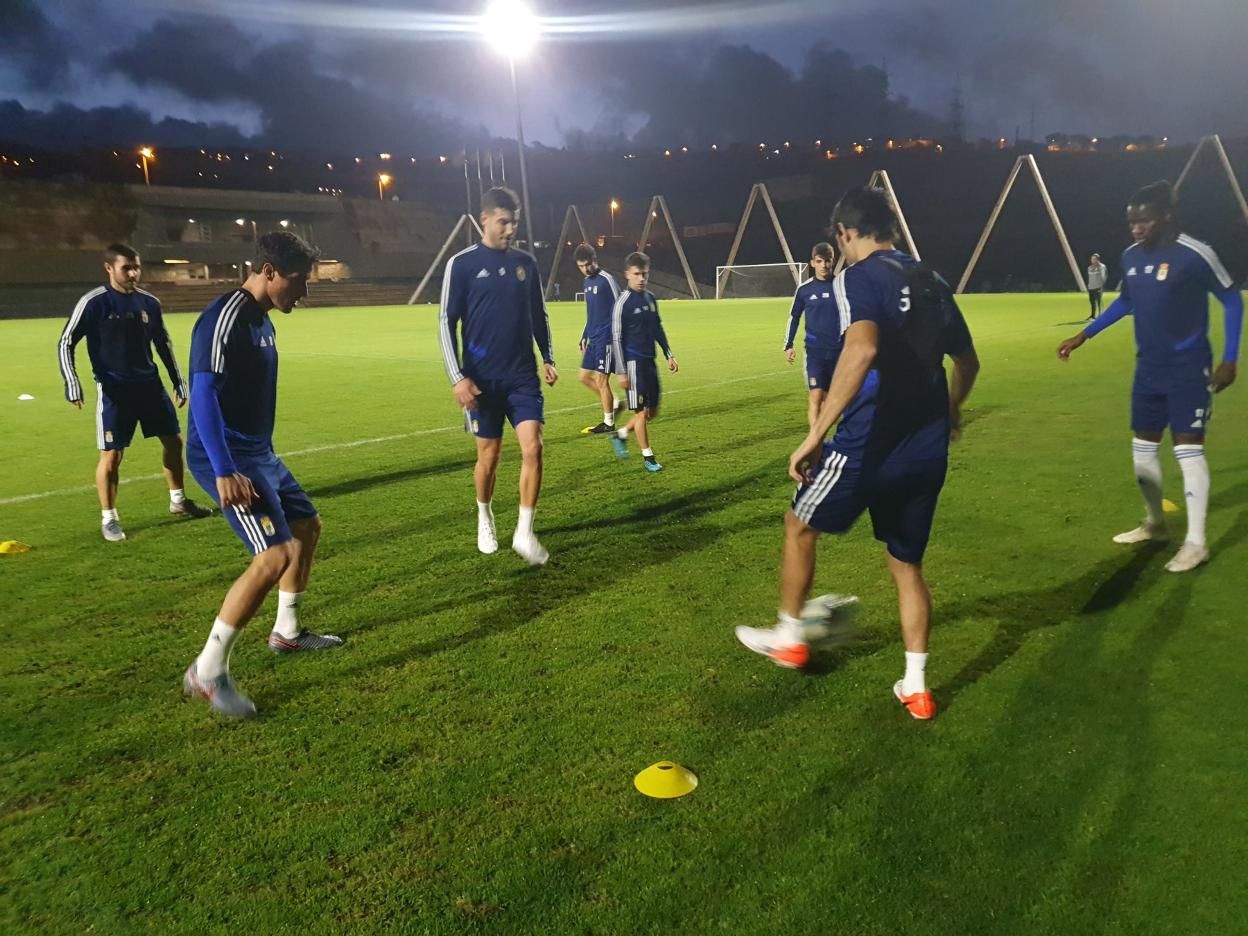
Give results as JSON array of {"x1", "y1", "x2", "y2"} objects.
[
  {"x1": 717, "y1": 183, "x2": 799, "y2": 298},
  {"x1": 956, "y1": 154, "x2": 1086, "y2": 294},
  {"x1": 833, "y1": 169, "x2": 922, "y2": 274},
  {"x1": 636, "y1": 195, "x2": 701, "y2": 299},
  {"x1": 1174, "y1": 134, "x2": 1248, "y2": 228},
  {"x1": 407, "y1": 213, "x2": 486, "y2": 304},
  {"x1": 544, "y1": 205, "x2": 593, "y2": 300}
]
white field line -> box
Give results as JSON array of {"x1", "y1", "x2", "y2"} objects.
[{"x1": 0, "y1": 370, "x2": 787, "y2": 506}]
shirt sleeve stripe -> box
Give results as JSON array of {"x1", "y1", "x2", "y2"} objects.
[
  {"x1": 58, "y1": 287, "x2": 105, "y2": 401},
  {"x1": 611, "y1": 291, "x2": 629, "y2": 374},
  {"x1": 833, "y1": 271, "x2": 852, "y2": 335},
  {"x1": 439, "y1": 247, "x2": 475, "y2": 385},
  {"x1": 210, "y1": 292, "x2": 245, "y2": 374},
  {"x1": 1178, "y1": 234, "x2": 1234, "y2": 289}
]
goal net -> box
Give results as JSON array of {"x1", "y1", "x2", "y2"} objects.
[{"x1": 716, "y1": 262, "x2": 807, "y2": 299}]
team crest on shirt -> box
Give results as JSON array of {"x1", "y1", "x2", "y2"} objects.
[
  {"x1": 259, "y1": 515, "x2": 276, "y2": 536},
  {"x1": 140, "y1": 310, "x2": 149, "y2": 324},
  {"x1": 516, "y1": 266, "x2": 527, "y2": 282},
  {"x1": 1156, "y1": 263, "x2": 1169, "y2": 281}
]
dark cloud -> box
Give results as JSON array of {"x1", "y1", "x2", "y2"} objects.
[
  {"x1": 0, "y1": 0, "x2": 73, "y2": 90},
  {"x1": 0, "y1": 99, "x2": 250, "y2": 150}
]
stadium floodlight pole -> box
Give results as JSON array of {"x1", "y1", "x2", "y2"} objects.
[
  {"x1": 378, "y1": 172, "x2": 392, "y2": 201},
  {"x1": 138, "y1": 147, "x2": 154, "y2": 186},
  {"x1": 482, "y1": 1, "x2": 539, "y2": 253},
  {"x1": 610, "y1": 199, "x2": 619, "y2": 235}
]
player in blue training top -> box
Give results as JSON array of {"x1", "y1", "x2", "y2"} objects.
[
  {"x1": 573, "y1": 243, "x2": 623, "y2": 434},
  {"x1": 440, "y1": 186, "x2": 558, "y2": 565},
  {"x1": 1058, "y1": 180, "x2": 1243, "y2": 572},
  {"x1": 181, "y1": 232, "x2": 343, "y2": 719},
  {"x1": 57, "y1": 243, "x2": 211, "y2": 542},
  {"x1": 784, "y1": 241, "x2": 841, "y2": 429},
  {"x1": 736, "y1": 188, "x2": 980, "y2": 722},
  {"x1": 609, "y1": 251, "x2": 679, "y2": 472}
]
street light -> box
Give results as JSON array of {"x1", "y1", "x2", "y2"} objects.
[
  {"x1": 378, "y1": 173, "x2": 392, "y2": 201},
  {"x1": 138, "y1": 147, "x2": 154, "y2": 185},
  {"x1": 609, "y1": 199, "x2": 619, "y2": 236},
  {"x1": 235, "y1": 217, "x2": 257, "y2": 241},
  {"x1": 481, "y1": 1, "x2": 539, "y2": 252}
]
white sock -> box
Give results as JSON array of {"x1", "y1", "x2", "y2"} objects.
[
  {"x1": 613, "y1": 396, "x2": 621, "y2": 408},
  {"x1": 641, "y1": 447, "x2": 654, "y2": 458},
  {"x1": 603, "y1": 411, "x2": 615, "y2": 427},
  {"x1": 196, "y1": 617, "x2": 241, "y2": 680},
  {"x1": 617, "y1": 427, "x2": 629, "y2": 440},
  {"x1": 273, "y1": 590, "x2": 303, "y2": 639},
  {"x1": 170, "y1": 488, "x2": 186, "y2": 504},
  {"x1": 1131, "y1": 438, "x2": 1164, "y2": 525},
  {"x1": 902, "y1": 651, "x2": 928, "y2": 695},
  {"x1": 517, "y1": 505, "x2": 535, "y2": 539},
  {"x1": 1175, "y1": 444, "x2": 1209, "y2": 546},
  {"x1": 776, "y1": 610, "x2": 804, "y2": 643},
  {"x1": 477, "y1": 499, "x2": 494, "y2": 521},
  {"x1": 102, "y1": 508, "x2": 118, "y2": 523}
]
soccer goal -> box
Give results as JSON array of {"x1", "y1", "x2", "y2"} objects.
[{"x1": 715, "y1": 261, "x2": 806, "y2": 299}]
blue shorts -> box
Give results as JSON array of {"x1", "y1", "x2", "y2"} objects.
[
  {"x1": 791, "y1": 444, "x2": 947, "y2": 563},
  {"x1": 1131, "y1": 365, "x2": 1212, "y2": 436},
  {"x1": 624, "y1": 357, "x2": 660, "y2": 412},
  {"x1": 187, "y1": 446, "x2": 317, "y2": 556},
  {"x1": 96, "y1": 379, "x2": 180, "y2": 450},
  {"x1": 581, "y1": 337, "x2": 614, "y2": 374},
  {"x1": 805, "y1": 348, "x2": 839, "y2": 392},
  {"x1": 469, "y1": 375, "x2": 544, "y2": 439}
]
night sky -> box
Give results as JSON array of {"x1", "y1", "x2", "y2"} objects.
[{"x1": 3, "y1": 0, "x2": 1245, "y2": 153}]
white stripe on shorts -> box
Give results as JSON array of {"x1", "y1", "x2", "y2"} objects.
[{"x1": 793, "y1": 451, "x2": 847, "y2": 523}]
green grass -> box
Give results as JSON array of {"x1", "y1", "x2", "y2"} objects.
[{"x1": 2, "y1": 294, "x2": 1246, "y2": 934}]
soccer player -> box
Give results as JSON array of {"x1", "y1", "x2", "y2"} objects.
[
  {"x1": 181, "y1": 232, "x2": 342, "y2": 719},
  {"x1": 573, "y1": 243, "x2": 623, "y2": 434},
  {"x1": 735, "y1": 187, "x2": 980, "y2": 721},
  {"x1": 1087, "y1": 252, "x2": 1108, "y2": 319},
  {"x1": 784, "y1": 241, "x2": 840, "y2": 429},
  {"x1": 1057, "y1": 181, "x2": 1242, "y2": 572},
  {"x1": 609, "y1": 252, "x2": 678, "y2": 472},
  {"x1": 439, "y1": 186, "x2": 558, "y2": 564},
  {"x1": 57, "y1": 243, "x2": 210, "y2": 542}
]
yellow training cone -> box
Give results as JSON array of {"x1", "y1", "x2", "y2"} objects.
[
  {"x1": 0, "y1": 540, "x2": 32, "y2": 555},
  {"x1": 1162, "y1": 498, "x2": 1181, "y2": 514},
  {"x1": 634, "y1": 761, "x2": 697, "y2": 799}
]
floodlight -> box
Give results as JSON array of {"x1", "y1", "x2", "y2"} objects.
[{"x1": 482, "y1": 1, "x2": 539, "y2": 58}]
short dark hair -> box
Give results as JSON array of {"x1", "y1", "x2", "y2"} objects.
[
  {"x1": 254, "y1": 231, "x2": 319, "y2": 275},
  {"x1": 831, "y1": 187, "x2": 900, "y2": 243},
  {"x1": 806, "y1": 241, "x2": 834, "y2": 279},
  {"x1": 573, "y1": 243, "x2": 597, "y2": 263},
  {"x1": 104, "y1": 243, "x2": 138, "y2": 264},
  {"x1": 1128, "y1": 180, "x2": 1176, "y2": 214},
  {"x1": 482, "y1": 186, "x2": 521, "y2": 214},
  {"x1": 624, "y1": 251, "x2": 650, "y2": 270}
]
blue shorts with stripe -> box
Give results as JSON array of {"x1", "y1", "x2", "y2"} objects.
[
  {"x1": 581, "y1": 337, "x2": 614, "y2": 374},
  {"x1": 804, "y1": 347, "x2": 839, "y2": 392},
  {"x1": 791, "y1": 444, "x2": 947, "y2": 564},
  {"x1": 187, "y1": 446, "x2": 317, "y2": 556},
  {"x1": 469, "y1": 374, "x2": 544, "y2": 439},
  {"x1": 624, "y1": 357, "x2": 660, "y2": 411},
  {"x1": 1131, "y1": 364, "x2": 1212, "y2": 436},
  {"x1": 97, "y1": 379, "x2": 180, "y2": 450}
]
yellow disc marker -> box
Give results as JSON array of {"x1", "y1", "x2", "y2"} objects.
[
  {"x1": 1162, "y1": 498, "x2": 1181, "y2": 514},
  {"x1": 634, "y1": 761, "x2": 698, "y2": 799},
  {"x1": 0, "y1": 540, "x2": 32, "y2": 555}
]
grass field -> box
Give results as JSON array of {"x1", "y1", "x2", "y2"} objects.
[{"x1": 2, "y1": 293, "x2": 1247, "y2": 934}]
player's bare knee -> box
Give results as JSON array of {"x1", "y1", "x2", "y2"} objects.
[
  {"x1": 100, "y1": 449, "x2": 124, "y2": 470},
  {"x1": 578, "y1": 369, "x2": 597, "y2": 388},
  {"x1": 160, "y1": 434, "x2": 183, "y2": 452},
  {"x1": 784, "y1": 510, "x2": 813, "y2": 538},
  {"x1": 252, "y1": 542, "x2": 293, "y2": 584},
  {"x1": 293, "y1": 515, "x2": 322, "y2": 544},
  {"x1": 520, "y1": 437, "x2": 543, "y2": 462}
]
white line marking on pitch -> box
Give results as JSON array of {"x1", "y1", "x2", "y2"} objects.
[{"x1": 0, "y1": 371, "x2": 787, "y2": 506}]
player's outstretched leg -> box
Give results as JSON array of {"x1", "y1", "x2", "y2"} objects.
[
  {"x1": 635, "y1": 408, "x2": 662, "y2": 472},
  {"x1": 267, "y1": 515, "x2": 344, "y2": 652},
  {"x1": 184, "y1": 543, "x2": 293, "y2": 718},
  {"x1": 512, "y1": 420, "x2": 548, "y2": 566},
  {"x1": 887, "y1": 552, "x2": 936, "y2": 720},
  {"x1": 1167, "y1": 443, "x2": 1211, "y2": 572},
  {"x1": 1114, "y1": 438, "x2": 1169, "y2": 544},
  {"x1": 736, "y1": 511, "x2": 816, "y2": 669},
  {"x1": 474, "y1": 437, "x2": 501, "y2": 554},
  {"x1": 160, "y1": 434, "x2": 212, "y2": 519}
]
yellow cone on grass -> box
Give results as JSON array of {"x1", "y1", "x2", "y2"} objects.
[
  {"x1": 0, "y1": 540, "x2": 32, "y2": 554},
  {"x1": 634, "y1": 761, "x2": 697, "y2": 798},
  {"x1": 1162, "y1": 498, "x2": 1181, "y2": 514}
]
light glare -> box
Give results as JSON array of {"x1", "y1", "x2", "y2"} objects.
[{"x1": 482, "y1": 1, "x2": 539, "y2": 57}]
